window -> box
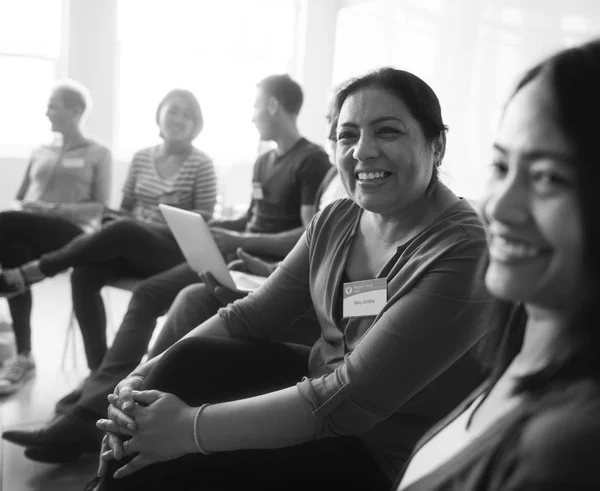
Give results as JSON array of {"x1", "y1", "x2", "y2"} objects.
[
  {"x1": 331, "y1": 0, "x2": 600, "y2": 200},
  {"x1": 116, "y1": 0, "x2": 300, "y2": 170},
  {"x1": 0, "y1": 0, "x2": 64, "y2": 155}
]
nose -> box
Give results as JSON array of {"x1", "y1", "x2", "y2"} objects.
[
  {"x1": 483, "y1": 170, "x2": 529, "y2": 226},
  {"x1": 352, "y1": 133, "x2": 379, "y2": 162}
]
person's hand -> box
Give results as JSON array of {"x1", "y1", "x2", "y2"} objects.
[
  {"x1": 95, "y1": 374, "x2": 145, "y2": 477},
  {"x1": 20, "y1": 200, "x2": 54, "y2": 214},
  {"x1": 200, "y1": 272, "x2": 247, "y2": 305},
  {"x1": 209, "y1": 227, "x2": 243, "y2": 255},
  {"x1": 236, "y1": 248, "x2": 279, "y2": 276},
  {"x1": 97, "y1": 390, "x2": 197, "y2": 480}
]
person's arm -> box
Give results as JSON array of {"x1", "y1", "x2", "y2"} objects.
[
  {"x1": 119, "y1": 155, "x2": 138, "y2": 213},
  {"x1": 49, "y1": 147, "x2": 113, "y2": 222},
  {"x1": 208, "y1": 205, "x2": 252, "y2": 232},
  {"x1": 191, "y1": 156, "x2": 218, "y2": 222},
  {"x1": 15, "y1": 157, "x2": 34, "y2": 201},
  {"x1": 296, "y1": 236, "x2": 491, "y2": 437},
  {"x1": 507, "y1": 397, "x2": 600, "y2": 490}
]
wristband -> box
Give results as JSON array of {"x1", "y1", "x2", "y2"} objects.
[{"x1": 193, "y1": 403, "x2": 212, "y2": 455}]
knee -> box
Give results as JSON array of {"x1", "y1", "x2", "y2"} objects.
[
  {"x1": 101, "y1": 218, "x2": 141, "y2": 237},
  {"x1": 171, "y1": 283, "x2": 210, "y2": 311}
]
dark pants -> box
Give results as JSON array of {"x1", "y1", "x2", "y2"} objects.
[
  {"x1": 96, "y1": 338, "x2": 391, "y2": 490},
  {"x1": 0, "y1": 211, "x2": 83, "y2": 354},
  {"x1": 73, "y1": 263, "x2": 201, "y2": 415},
  {"x1": 74, "y1": 274, "x2": 321, "y2": 419},
  {"x1": 37, "y1": 219, "x2": 185, "y2": 370}
]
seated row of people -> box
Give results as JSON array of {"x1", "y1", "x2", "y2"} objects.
[
  {"x1": 0, "y1": 74, "x2": 333, "y2": 398},
  {"x1": 3, "y1": 38, "x2": 600, "y2": 490}
]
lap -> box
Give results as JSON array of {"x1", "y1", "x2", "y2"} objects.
[{"x1": 0, "y1": 210, "x2": 83, "y2": 258}]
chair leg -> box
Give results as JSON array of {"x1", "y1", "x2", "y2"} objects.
[{"x1": 61, "y1": 309, "x2": 77, "y2": 370}]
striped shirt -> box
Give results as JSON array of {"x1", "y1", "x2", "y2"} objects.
[{"x1": 121, "y1": 145, "x2": 217, "y2": 226}]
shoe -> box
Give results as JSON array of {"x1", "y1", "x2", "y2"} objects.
[
  {"x1": 2, "y1": 413, "x2": 103, "y2": 462},
  {"x1": 0, "y1": 268, "x2": 27, "y2": 298},
  {"x1": 0, "y1": 353, "x2": 35, "y2": 395}
]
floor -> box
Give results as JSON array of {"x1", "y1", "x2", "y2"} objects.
[{"x1": 0, "y1": 274, "x2": 133, "y2": 490}]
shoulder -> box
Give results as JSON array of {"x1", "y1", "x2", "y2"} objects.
[
  {"x1": 409, "y1": 199, "x2": 487, "y2": 261},
  {"x1": 131, "y1": 146, "x2": 155, "y2": 162},
  {"x1": 85, "y1": 140, "x2": 112, "y2": 161},
  {"x1": 517, "y1": 381, "x2": 600, "y2": 486},
  {"x1": 296, "y1": 139, "x2": 329, "y2": 164},
  {"x1": 188, "y1": 147, "x2": 214, "y2": 167},
  {"x1": 306, "y1": 198, "x2": 357, "y2": 240}
]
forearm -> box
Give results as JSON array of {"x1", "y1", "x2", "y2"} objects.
[
  {"x1": 132, "y1": 314, "x2": 232, "y2": 379},
  {"x1": 52, "y1": 201, "x2": 104, "y2": 222},
  {"x1": 239, "y1": 226, "x2": 305, "y2": 257},
  {"x1": 209, "y1": 214, "x2": 249, "y2": 232},
  {"x1": 196, "y1": 386, "x2": 318, "y2": 452}
]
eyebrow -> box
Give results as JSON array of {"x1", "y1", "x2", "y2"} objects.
[
  {"x1": 493, "y1": 143, "x2": 574, "y2": 163},
  {"x1": 338, "y1": 116, "x2": 406, "y2": 127}
]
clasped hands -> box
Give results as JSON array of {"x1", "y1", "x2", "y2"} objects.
[{"x1": 95, "y1": 376, "x2": 198, "y2": 479}]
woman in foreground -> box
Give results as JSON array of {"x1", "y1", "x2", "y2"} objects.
[
  {"x1": 395, "y1": 39, "x2": 600, "y2": 490},
  {"x1": 88, "y1": 68, "x2": 493, "y2": 490}
]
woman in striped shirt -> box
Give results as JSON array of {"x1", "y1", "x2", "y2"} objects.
[{"x1": 0, "y1": 89, "x2": 217, "y2": 374}]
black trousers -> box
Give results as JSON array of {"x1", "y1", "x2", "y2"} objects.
[
  {"x1": 36, "y1": 218, "x2": 185, "y2": 369},
  {"x1": 95, "y1": 337, "x2": 391, "y2": 490},
  {"x1": 0, "y1": 211, "x2": 83, "y2": 354}
]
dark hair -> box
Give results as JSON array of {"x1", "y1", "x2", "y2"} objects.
[
  {"x1": 156, "y1": 89, "x2": 204, "y2": 140},
  {"x1": 480, "y1": 39, "x2": 600, "y2": 394},
  {"x1": 257, "y1": 74, "x2": 303, "y2": 115},
  {"x1": 332, "y1": 67, "x2": 448, "y2": 185}
]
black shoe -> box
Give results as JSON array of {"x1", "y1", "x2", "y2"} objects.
[{"x1": 2, "y1": 413, "x2": 102, "y2": 460}]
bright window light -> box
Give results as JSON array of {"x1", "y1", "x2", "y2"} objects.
[
  {"x1": 116, "y1": 0, "x2": 299, "y2": 170},
  {"x1": 0, "y1": 0, "x2": 63, "y2": 153}
]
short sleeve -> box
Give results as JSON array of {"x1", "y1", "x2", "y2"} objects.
[{"x1": 297, "y1": 152, "x2": 332, "y2": 205}]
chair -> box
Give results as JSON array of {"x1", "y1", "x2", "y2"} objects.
[{"x1": 61, "y1": 277, "x2": 142, "y2": 369}]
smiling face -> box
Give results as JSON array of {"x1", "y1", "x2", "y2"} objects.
[
  {"x1": 45, "y1": 90, "x2": 78, "y2": 133},
  {"x1": 335, "y1": 87, "x2": 440, "y2": 216},
  {"x1": 158, "y1": 96, "x2": 196, "y2": 142},
  {"x1": 483, "y1": 76, "x2": 583, "y2": 311}
]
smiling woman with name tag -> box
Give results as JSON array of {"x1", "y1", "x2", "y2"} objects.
[{"x1": 87, "y1": 68, "x2": 492, "y2": 491}]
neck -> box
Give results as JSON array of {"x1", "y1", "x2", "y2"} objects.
[
  {"x1": 161, "y1": 140, "x2": 192, "y2": 156},
  {"x1": 514, "y1": 305, "x2": 568, "y2": 373},
  {"x1": 273, "y1": 122, "x2": 301, "y2": 155},
  {"x1": 366, "y1": 183, "x2": 455, "y2": 245},
  {"x1": 60, "y1": 127, "x2": 86, "y2": 149}
]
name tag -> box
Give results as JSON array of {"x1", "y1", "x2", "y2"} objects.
[
  {"x1": 62, "y1": 157, "x2": 85, "y2": 168},
  {"x1": 342, "y1": 278, "x2": 387, "y2": 318},
  {"x1": 252, "y1": 182, "x2": 264, "y2": 200}
]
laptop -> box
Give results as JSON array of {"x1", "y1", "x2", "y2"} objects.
[{"x1": 159, "y1": 204, "x2": 267, "y2": 292}]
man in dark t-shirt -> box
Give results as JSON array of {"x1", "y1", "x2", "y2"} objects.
[
  {"x1": 3, "y1": 74, "x2": 331, "y2": 464},
  {"x1": 209, "y1": 74, "x2": 331, "y2": 259}
]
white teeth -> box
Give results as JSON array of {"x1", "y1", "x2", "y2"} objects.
[
  {"x1": 489, "y1": 236, "x2": 543, "y2": 261},
  {"x1": 357, "y1": 171, "x2": 387, "y2": 180}
]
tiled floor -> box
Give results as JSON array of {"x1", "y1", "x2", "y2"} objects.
[{"x1": 0, "y1": 275, "x2": 132, "y2": 491}]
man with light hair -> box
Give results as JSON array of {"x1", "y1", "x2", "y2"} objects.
[{"x1": 0, "y1": 80, "x2": 112, "y2": 395}]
